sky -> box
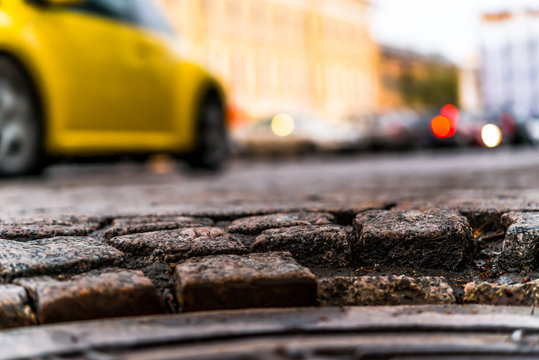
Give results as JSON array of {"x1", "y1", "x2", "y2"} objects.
[{"x1": 369, "y1": 0, "x2": 538, "y2": 64}]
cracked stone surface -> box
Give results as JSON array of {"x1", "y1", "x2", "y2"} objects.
[
  {"x1": 101, "y1": 216, "x2": 213, "y2": 240},
  {"x1": 226, "y1": 212, "x2": 335, "y2": 235},
  {"x1": 175, "y1": 252, "x2": 317, "y2": 312},
  {"x1": 463, "y1": 280, "x2": 539, "y2": 306},
  {"x1": 498, "y1": 212, "x2": 539, "y2": 272},
  {"x1": 15, "y1": 270, "x2": 165, "y2": 324},
  {"x1": 318, "y1": 275, "x2": 456, "y2": 306},
  {"x1": 107, "y1": 227, "x2": 247, "y2": 263},
  {"x1": 0, "y1": 216, "x2": 103, "y2": 241},
  {"x1": 353, "y1": 209, "x2": 474, "y2": 270},
  {"x1": 0, "y1": 285, "x2": 34, "y2": 329},
  {"x1": 0, "y1": 237, "x2": 124, "y2": 279},
  {"x1": 252, "y1": 225, "x2": 351, "y2": 267}
]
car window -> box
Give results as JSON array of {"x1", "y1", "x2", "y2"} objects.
[
  {"x1": 70, "y1": 0, "x2": 135, "y2": 23},
  {"x1": 131, "y1": 0, "x2": 173, "y2": 34}
]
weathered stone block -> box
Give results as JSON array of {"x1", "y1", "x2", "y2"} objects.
[
  {"x1": 227, "y1": 212, "x2": 335, "y2": 235},
  {"x1": 102, "y1": 216, "x2": 213, "y2": 240},
  {"x1": 252, "y1": 225, "x2": 350, "y2": 267},
  {"x1": 15, "y1": 270, "x2": 165, "y2": 324},
  {"x1": 0, "y1": 285, "x2": 34, "y2": 329},
  {"x1": 498, "y1": 212, "x2": 539, "y2": 271},
  {"x1": 463, "y1": 280, "x2": 539, "y2": 306},
  {"x1": 107, "y1": 227, "x2": 247, "y2": 263},
  {"x1": 353, "y1": 210, "x2": 473, "y2": 270},
  {"x1": 0, "y1": 216, "x2": 103, "y2": 241},
  {"x1": 175, "y1": 252, "x2": 317, "y2": 312},
  {"x1": 0, "y1": 237, "x2": 124, "y2": 279},
  {"x1": 318, "y1": 275, "x2": 456, "y2": 306}
]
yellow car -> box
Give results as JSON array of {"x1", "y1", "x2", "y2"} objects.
[{"x1": 0, "y1": 0, "x2": 228, "y2": 176}]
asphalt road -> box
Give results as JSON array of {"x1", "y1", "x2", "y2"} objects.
[{"x1": 1, "y1": 146, "x2": 539, "y2": 219}]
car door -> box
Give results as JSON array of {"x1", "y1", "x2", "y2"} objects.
[{"x1": 32, "y1": 0, "x2": 174, "y2": 148}]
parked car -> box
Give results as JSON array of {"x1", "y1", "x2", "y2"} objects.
[
  {"x1": 523, "y1": 115, "x2": 539, "y2": 145},
  {"x1": 0, "y1": 0, "x2": 228, "y2": 176},
  {"x1": 484, "y1": 110, "x2": 537, "y2": 146},
  {"x1": 234, "y1": 113, "x2": 364, "y2": 155},
  {"x1": 366, "y1": 110, "x2": 425, "y2": 150}
]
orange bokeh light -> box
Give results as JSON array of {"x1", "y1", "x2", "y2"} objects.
[{"x1": 431, "y1": 115, "x2": 453, "y2": 138}]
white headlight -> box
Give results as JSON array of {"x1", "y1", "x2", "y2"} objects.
[{"x1": 481, "y1": 124, "x2": 502, "y2": 148}]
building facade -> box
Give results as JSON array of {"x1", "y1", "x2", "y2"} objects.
[
  {"x1": 480, "y1": 10, "x2": 539, "y2": 117},
  {"x1": 156, "y1": 0, "x2": 379, "y2": 124}
]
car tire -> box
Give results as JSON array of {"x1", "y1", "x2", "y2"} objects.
[
  {"x1": 185, "y1": 92, "x2": 229, "y2": 171},
  {"x1": 0, "y1": 57, "x2": 45, "y2": 177}
]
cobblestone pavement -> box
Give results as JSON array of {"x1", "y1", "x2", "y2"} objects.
[{"x1": 1, "y1": 148, "x2": 539, "y2": 334}]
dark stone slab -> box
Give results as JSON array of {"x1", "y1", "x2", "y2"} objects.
[
  {"x1": 227, "y1": 212, "x2": 335, "y2": 235},
  {"x1": 318, "y1": 275, "x2": 456, "y2": 306},
  {"x1": 0, "y1": 216, "x2": 103, "y2": 241},
  {"x1": 252, "y1": 225, "x2": 351, "y2": 267},
  {"x1": 0, "y1": 237, "x2": 124, "y2": 279},
  {"x1": 464, "y1": 280, "x2": 539, "y2": 306},
  {"x1": 353, "y1": 209, "x2": 474, "y2": 270},
  {"x1": 0, "y1": 285, "x2": 35, "y2": 329},
  {"x1": 174, "y1": 252, "x2": 317, "y2": 312},
  {"x1": 15, "y1": 270, "x2": 166, "y2": 324},
  {"x1": 2, "y1": 305, "x2": 539, "y2": 360},
  {"x1": 102, "y1": 216, "x2": 213, "y2": 240},
  {"x1": 107, "y1": 227, "x2": 247, "y2": 264},
  {"x1": 498, "y1": 212, "x2": 539, "y2": 271}
]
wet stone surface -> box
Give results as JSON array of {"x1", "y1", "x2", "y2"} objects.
[
  {"x1": 463, "y1": 280, "x2": 539, "y2": 306},
  {"x1": 174, "y1": 252, "x2": 317, "y2": 312},
  {"x1": 101, "y1": 216, "x2": 213, "y2": 240},
  {"x1": 107, "y1": 227, "x2": 247, "y2": 264},
  {"x1": 0, "y1": 285, "x2": 34, "y2": 328},
  {"x1": 0, "y1": 216, "x2": 103, "y2": 241},
  {"x1": 0, "y1": 237, "x2": 124, "y2": 279},
  {"x1": 318, "y1": 275, "x2": 456, "y2": 306},
  {"x1": 498, "y1": 212, "x2": 539, "y2": 272},
  {"x1": 251, "y1": 224, "x2": 351, "y2": 267},
  {"x1": 353, "y1": 209, "x2": 474, "y2": 270},
  {"x1": 226, "y1": 212, "x2": 335, "y2": 235},
  {"x1": 15, "y1": 270, "x2": 165, "y2": 324}
]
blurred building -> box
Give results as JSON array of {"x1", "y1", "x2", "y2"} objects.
[
  {"x1": 480, "y1": 10, "x2": 539, "y2": 117},
  {"x1": 459, "y1": 57, "x2": 482, "y2": 113},
  {"x1": 378, "y1": 46, "x2": 458, "y2": 111},
  {"x1": 156, "y1": 0, "x2": 379, "y2": 125}
]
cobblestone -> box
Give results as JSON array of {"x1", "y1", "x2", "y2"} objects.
[
  {"x1": 0, "y1": 216, "x2": 103, "y2": 241},
  {"x1": 226, "y1": 212, "x2": 335, "y2": 235},
  {"x1": 463, "y1": 280, "x2": 539, "y2": 306},
  {"x1": 15, "y1": 270, "x2": 165, "y2": 324},
  {"x1": 174, "y1": 252, "x2": 317, "y2": 312},
  {"x1": 353, "y1": 209, "x2": 474, "y2": 270},
  {"x1": 0, "y1": 237, "x2": 124, "y2": 279},
  {"x1": 107, "y1": 227, "x2": 247, "y2": 263},
  {"x1": 0, "y1": 285, "x2": 34, "y2": 328},
  {"x1": 102, "y1": 216, "x2": 213, "y2": 240},
  {"x1": 252, "y1": 225, "x2": 351, "y2": 267},
  {"x1": 318, "y1": 275, "x2": 456, "y2": 306},
  {"x1": 498, "y1": 212, "x2": 539, "y2": 272}
]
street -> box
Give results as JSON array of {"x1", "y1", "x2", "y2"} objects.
[
  {"x1": 1, "y1": 147, "x2": 539, "y2": 220},
  {"x1": 2, "y1": 147, "x2": 539, "y2": 358}
]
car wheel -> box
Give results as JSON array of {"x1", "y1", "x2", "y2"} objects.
[
  {"x1": 0, "y1": 57, "x2": 44, "y2": 177},
  {"x1": 185, "y1": 93, "x2": 228, "y2": 171}
]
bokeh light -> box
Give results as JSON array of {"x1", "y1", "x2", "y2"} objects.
[
  {"x1": 481, "y1": 124, "x2": 503, "y2": 148},
  {"x1": 440, "y1": 104, "x2": 460, "y2": 122},
  {"x1": 431, "y1": 115, "x2": 453, "y2": 138},
  {"x1": 271, "y1": 114, "x2": 295, "y2": 137}
]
